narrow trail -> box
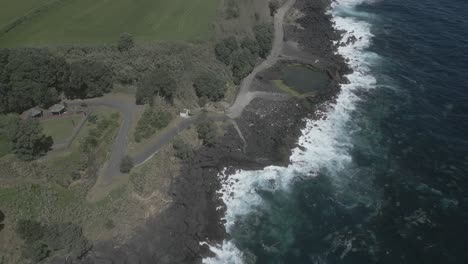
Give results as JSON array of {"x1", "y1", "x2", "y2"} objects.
[{"x1": 227, "y1": 0, "x2": 296, "y2": 118}]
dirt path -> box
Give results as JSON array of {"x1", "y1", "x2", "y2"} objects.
[{"x1": 227, "y1": 0, "x2": 296, "y2": 118}]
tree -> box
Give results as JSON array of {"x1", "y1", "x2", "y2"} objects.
[
  {"x1": 196, "y1": 119, "x2": 217, "y2": 146},
  {"x1": 134, "y1": 108, "x2": 172, "y2": 142},
  {"x1": 231, "y1": 49, "x2": 257, "y2": 84},
  {"x1": 0, "y1": 48, "x2": 69, "y2": 113},
  {"x1": 193, "y1": 72, "x2": 226, "y2": 101},
  {"x1": 16, "y1": 219, "x2": 44, "y2": 243},
  {"x1": 241, "y1": 38, "x2": 260, "y2": 56},
  {"x1": 215, "y1": 37, "x2": 239, "y2": 65},
  {"x1": 22, "y1": 241, "x2": 50, "y2": 262},
  {"x1": 117, "y1": 33, "x2": 134, "y2": 52},
  {"x1": 12, "y1": 119, "x2": 53, "y2": 161},
  {"x1": 225, "y1": 0, "x2": 240, "y2": 19},
  {"x1": 254, "y1": 24, "x2": 274, "y2": 58},
  {"x1": 136, "y1": 68, "x2": 177, "y2": 104},
  {"x1": 120, "y1": 155, "x2": 134, "y2": 173},
  {"x1": 269, "y1": 0, "x2": 280, "y2": 16},
  {"x1": 65, "y1": 59, "x2": 113, "y2": 99}
]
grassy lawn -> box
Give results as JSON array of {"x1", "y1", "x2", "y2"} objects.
[
  {"x1": 0, "y1": 0, "x2": 219, "y2": 47},
  {"x1": 41, "y1": 115, "x2": 84, "y2": 143},
  {"x1": 0, "y1": 0, "x2": 53, "y2": 29}
]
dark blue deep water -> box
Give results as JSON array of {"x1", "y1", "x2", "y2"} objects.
[{"x1": 206, "y1": 0, "x2": 468, "y2": 263}]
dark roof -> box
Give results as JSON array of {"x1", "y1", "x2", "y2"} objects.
[{"x1": 49, "y1": 104, "x2": 65, "y2": 113}]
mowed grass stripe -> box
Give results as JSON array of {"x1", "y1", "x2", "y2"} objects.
[
  {"x1": 0, "y1": 0, "x2": 54, "y2": 29},
  {"x1": 0, "y1": 0, "x2": 219, "y2": 47}
]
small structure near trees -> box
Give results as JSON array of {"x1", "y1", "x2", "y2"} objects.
[
  {"x1": 30, "y1": 108, "x2": 43, "y2": 118},
  {"x1": 179, "y1": 109, "x2": 191, "y2": 118},
  {"x1": 49, "y1": 104, "x2": 66, "y2": 115}
]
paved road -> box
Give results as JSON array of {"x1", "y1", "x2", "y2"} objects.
[{"x1": 227, "y1": 0, "x2": 296, "y2": 118}]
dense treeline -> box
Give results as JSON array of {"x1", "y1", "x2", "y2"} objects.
[
  {"x1": 214, "y1": 23, "x2": 273, "y2": 83},
  {"x1": 0, "y1": 48, "x2": 113, "y2": 114}
]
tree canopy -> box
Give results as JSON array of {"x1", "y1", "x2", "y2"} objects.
[
  {"x1": 0, "y1": 48, "x2": 69, "y2": 114},
  {"x1": 135, "y1": 68, "x2": 177, "y2": 105},
  {"x1": 193, "y1": 72, "x2": 226, "y2": 101},
  {"x1": 118, "y1": 33, "x2": 134, "y2": 52},
  {"x1": 12, "y1": 119, "x2": 53, "y2": 161},
  {"x1": 214, "y1": 36, "x2": 239, "y2": 65},
  {"x1": 65, "y1": 59, "x2": 113, "y2": 99}
]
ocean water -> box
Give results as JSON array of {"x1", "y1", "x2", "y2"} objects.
[{"x1": 204, "y1": 0, "x2": 468, "y2": 263}]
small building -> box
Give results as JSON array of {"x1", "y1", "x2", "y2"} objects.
[
  {"x1": 179, "y1": 109, "x2": 190, "y2": 118},
  {"x1": 30, "y1": 108, "x2": 43, "y2": 118},
  {"x1": 49, "y1": 104, "x2": 66, "y2": 115}
]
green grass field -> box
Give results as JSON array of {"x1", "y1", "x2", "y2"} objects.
[
  {"x1": 0, "y1": 0, "x2": 54, "y2": 29},
  {"x1": 0, "y1": 0, "x2": 219, "y2": 47},
  {"x1": 41, "y1": 115, "x2": 84, "y2": 142}
]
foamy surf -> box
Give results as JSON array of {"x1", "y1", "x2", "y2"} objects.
[{"x1": 203, "y1": 0, "x2": 377, "y2": 263}]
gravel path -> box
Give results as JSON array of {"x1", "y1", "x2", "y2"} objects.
[{"x1": 227, "y1": 0, "x2": 296, "y2": 118}]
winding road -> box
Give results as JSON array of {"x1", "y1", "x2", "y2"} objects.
[{"x1": 70, "y1": 0, "x2": 295, "y2": 185}]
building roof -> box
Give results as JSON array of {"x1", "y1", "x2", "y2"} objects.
[
  {"x1": 30, "y1": 108, "x2": 42, "y2": 117},
  {"x1": 49, "y1": 104, "x2": 65, "y2": 113}
]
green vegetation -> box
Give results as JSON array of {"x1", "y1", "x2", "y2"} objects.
[
  {"x1": 193, "y1": 72, "x2": 226, "y2": 101},
  {"x1": 0, "y1": 0, "x2": 220, "y2": 47},
  {"x1": 0, "y1": 114, "x2": 19, "y2": 157},
  {"x1": 214, "y1": 23, "x2": 273, "y2": 83},
  {"x1": 12, "y1": 119, "x2": 53, "y2": 161},
  {"x1": 254, "y1": 23, "x2": 274, "y2": 58},
  {"x1": 269, "y1": 0, "x2": 280, "y2": 16},
  {"x1": 65, "y1": 59, "x2": 113, "y2": 99},
  {"x1": 117, "y1": 33, "x2": 134, "y2": 52},
  {"x1": 0, "y1": 209, "x2": 4, "y2": 232},
  {"x1": 16, "y1": 219, "x2": 90, "y2": 262},
  {"x1": 0, "y1": 48, "x2": 68, "y2": 114},
  {"x1": 119, "y1": 155, "x2": 134, "y2": 173},
  {"x1": 0, "y1": 0, "x2": 53, "y2": 29},
  {"x1": 134, "y1": 108, "x2": 172, "y2": 142},
  {"x1": 196, "y1": 119, "x2": 218, "y2": 146},
  {"x1": 225, "y1": 0, "x2": 240, "y2": 19},
  {"x1": 136, "y1": 68, "x2": 177, "y2": 105},
  {"x1": 172, "y1": 138, "x2": 193, "y2": 160},
  {"x1": 41, "y1": 115, "x2": 83, "y2": 142}
]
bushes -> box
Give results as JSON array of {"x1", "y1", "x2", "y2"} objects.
[
  {"x1": 134, "y1": 108, "x2": 172, "y2": 142},
  {"x1": 196, "y1": 119, "x2": 217, "y2": 146},
  {"x1": 136, "y1": 68, "x2": 177, "y2": 105},
  {"x1": 16, "y1": 220, "x2": 91, "y2": 262},
  {"x1": 193, "y1": 72, "x2": 226, "y2": 101},
  {"x1": 0, "y1": 48, "x2": 69, "y2": 114},
  {"x1": 215, "y1": 36, "x2": 239, "y2": 65},
  {"x1": 225, "y1": 0, "x2": 240, "y2": 19},
  {"x1": 173, "y1": 138, "x2": 193, "y2": 160},
  {"x1": 117, "y1": 33, "x2": 134, "y2": 52},
  {"x1": 12, "y1": 119, "x2": 53, "y2": 161},
  {"x1": 269, "y1": 0, "x2": 280, "y2": 16},
  {"x1": 65, "y1": 59, "x2": 113, "y2": 99},
  {"x1": 119, "y1": 155, "x2": 134, "y2": 173},
  {"x1": 232, "y1": 48, "x2": 257, "y2": 83},
  {"x1": 254, "y1": 24, "x2": 274, "y2": 58}
]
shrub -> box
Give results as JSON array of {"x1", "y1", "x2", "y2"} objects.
[
  {"x1": 269, "y1": 0, "x2": 280, "y2": 16},
  {"x1": 22, "y1": 241, "x2": 50, "y2": 262},
  {"x1": 136, "y1": 68, "x2": 177, "y2": 105},
  {"x1": 254, "y1": 24, "x2": 274, "y2": 58},
  {"x1": 134, "y1": 108, "x2": 172, "y2": 142},
  {"x1": 65, "y1": 59, "x2": 113, "y2": 99},
  {"x1": 120, "y1": 155, "x2": 134, "y2": 173},
  {"x1": 196, "y1": 120, "x2": 217, "y2": 146},
  {"x1": 0, "y1": 209, "x2": 4, "y2": 232},
  {"x1": 12, "y1": 119, "x2": 53, "y2": 161},
  {"x1": 117, "y1": 33, "x2": 134, "y2": 52},
  {"x1": 231, "y1": 49, "x2": 257, "y2": 84},
  {"x1": 173, "y1": 138, "x2": 193, "y2": 160},
  {"x1": 193, "y1": 72, "x2": 226, "y2": 101},
  {"x1": 225, "y1": 0, "x2": 240, "y2": 19},
  {"x1": 215, "y1": 37, "x2": 239, "y2": 65},
  {"x1": 16, "y1": 219, "x2": 44, "y2": 243}
]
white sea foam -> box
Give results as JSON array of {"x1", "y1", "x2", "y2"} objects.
[{"x1": 203, "y1": 1, "x2": 377, "y2": 263}]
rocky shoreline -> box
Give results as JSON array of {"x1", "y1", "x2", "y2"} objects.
[{"x1": 51, "y1": 0, "x2": 350, "y2": 263}]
